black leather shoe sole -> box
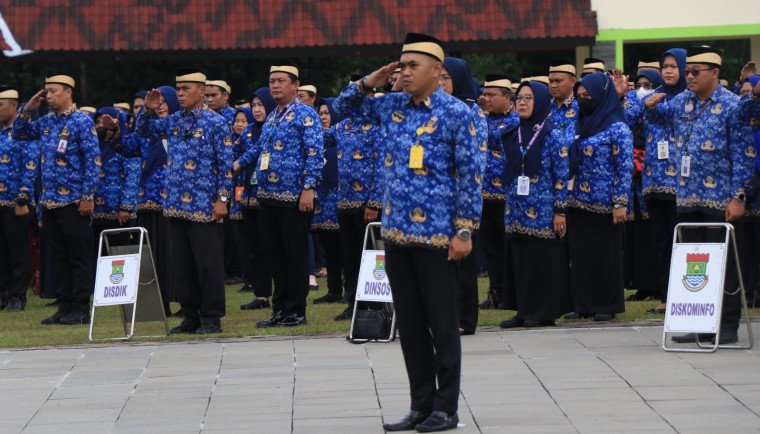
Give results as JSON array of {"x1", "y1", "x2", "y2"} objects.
[
  {"x1": 169, "y1": 322, "x2": 200, "y2": 334},
  {"x1": 500, "y1": 317, "x2": 524, "y2": 328},
  {"x1": 279, "y1": 315, "x2": 306, "y2": 327},
  {"x1": 415, "y1": 411, "x2": 458, "y2": 432},
  {"x1": 41, "y1": 312, "x2": 64, "y2": 325}
]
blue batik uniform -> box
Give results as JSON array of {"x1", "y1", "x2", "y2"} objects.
[
  {"x1": 568, "y1": 122, "x2": 634, "y2": 212},
  {"x1": 334, "y1": 84, "x2": 482, "y2": 249},
  {"x1": 229, "y1": 128, "x2": 248, "y2": 220},
  {"x1": 549, "y1": 97, "x2": 578, "y2": 142},
  {"x1": 236, "y1": 98, "x2": 324, "y2": 206},
  {"x1": 221, "y1": 105, "x2": 236, "y2": 124},
  {"x1": 93, "y1": 150, "x2": 140, "y2": 220},
  {"x1": 136, "y1": 106, "x2": 234, "y2": 222},
  {"x1": 236, "y1": 124, "x2": 260, "y2": 208},
  {"x1": 739, "y1": 93, "x2": 760, "y2": 217},
  {"x1": 483, "y1": 111, "x2": 519, "y2": 201},
  {"x1": 335, "y1": 119, "x2": 385, "y2": 211},
  {"x1": 0, "y1": 125, "x2": 37, "y2": 207},
  {"x1": 646, "y1": 84, "x2": 754, "y2": 215},
  {"x1": 120, "y1": 133, "x2": 167, "y2": 212},
  {"x1": 12, "y1": 105, "x2": 100, "y2": 208},
  {"x1": 311, "y1": 126, "x2": 340, "y2": 230},
  {"x1": 504, "y1": 128, "x2": 568, "y2": 238},
  {"x1": 471, "y1": 105, "x2": 489, "y2": 174},
  {"x1": 622, "y1": 90, "x2": 645, "y2": 130}
]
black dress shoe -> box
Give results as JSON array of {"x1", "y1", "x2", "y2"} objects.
[
  {"x1": 671, "y1": 332, "x2": 713, "y2": 343},
  {"x1": 59, "y1": 310, "x2": 90, "y2": 325},
  {"x1": 169, "y1": 319, "x2": 201, "y2": 334},
  {"x1": 41, "y1": 311, "x2": 65, "y2": 325},
  {"x1": 593, "y1": 313, "x2": 615, "y2": 322},
  {"x1": 459, "y1": 328, "x2": 475, "y2": 336},
  {"x1": 256, "y1": 311, "x2": 284, "y2": 328},
  {"x1": 563, "y1": 312, "x2": 581, "y2": 320},
  {"x1": 313, "y1": 293, "x2": 342, "y2": 304},
  {"x1": 415, "y1": 411, "x2": 458, "y2": 432},
  {"x1": 279, "y1": 314, "x2": 306, "y2": 327},
  {"x1": 524, "y1": 319, "x2": 555, "y2": 327},
  {"x1": 240, "y1": 298, "x2": 270, "y2": 310},
  {"x1": 334, "y1": 308, "x2": 352, "y2": 321},
  {"x1": 500, "y1": 316, "x2": 524, "y2": 328},
  {"x1": 382, "y1": 410, "x2": 430, "y2": 431},
  {"x1": 237, "y1": 284, "x2": 255, "y2": 293},
  {"x1": 309, "y1": 284, "x2": 320, "y2": 291},
  {"x1": 195, "y1": 322, "x2": 223, "y2": 334},
  {"x1": 4, "y1": 298, "x2": 25, "y2": 312}
]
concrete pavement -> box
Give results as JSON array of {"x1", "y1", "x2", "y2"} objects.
[{"x1": 1, "y1": 323, "x2": 759, "y2": 433}]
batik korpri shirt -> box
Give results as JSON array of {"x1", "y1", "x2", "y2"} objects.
[
  {"x1": 12, "y1": 105, "x2": 100, "y2": 209},
  {"x1": 739, "y1": 92, "x2": 760, "y2": 216},
  {"x1": 504, "y1": 128, "x2": 568, "y2": 239},
  {"x1": 136, "y1": 106, "x2": 234, "y2": 222},
  {"x1": 567, "y1": 122, "x2": 634, "y2": 213},
  {"x1": 236, "y1": 98, "x2": 324, "y2": 207},
  {"x1": 549, "y1": 97, "x2": 578, "y2": 143},
  {"x1": 119, "y1": 132, "x2": 167, "y2": 212},
  {"x1": 334, "y1": 119, "x2": 384, "y2": 212},
  {"x1": 93, "y1": 150, "x2": 139, "y2": 220},
  {"x1": 483, "y1": 111, "x2": 519, "y2": 202},
  {"x1": 647, "y1": 85, "x2": 753, "y2": 215},
  {"x1": 0, "y1": 125, "x2": 37, "y2": 207},
  {"x1": 334, "y1": 84, "x2": 482, "y2": 249}
]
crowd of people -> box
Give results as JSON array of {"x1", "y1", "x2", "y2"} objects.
[{"x1": 1, "y1": 31, "x2": 760, "y2": 432}]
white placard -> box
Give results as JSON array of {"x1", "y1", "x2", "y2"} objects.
[
  {"x1": 664, "y1": 243, "x2": 726, "y2": 333},
  {"x1": 355, "y1": 250, "x2": 393, "y2": 303},
  {"x1": 93, "y1": 254, "x2": 140, "y2": 306}
]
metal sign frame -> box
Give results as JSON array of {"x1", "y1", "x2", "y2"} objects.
[
  {"x1": 349, "y1": 222, "x2": 397, "y2": 343},
  {"x1": 89, "y1": 227, "x2": 169, "y2": 341},
  {"x1": 662, "y1": 223, "x2": 753, "y2": 352}
]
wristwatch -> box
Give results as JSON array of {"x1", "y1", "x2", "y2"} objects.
[
  {"x1": 15, "y1": 197, "x2": 27, "y2": 207},
  {"x1": 219, "y1": 196, "x2": 228, "y2": 203},
  {"x1": 613, "y1": 203, "x2": 625, "y2": 209},
  {"x1": 303, "y1": 183, "x2": 314, "y2": 191},
  {"x1": 455, "y1": 228, "x2": 472, "y2": 241},
  {"x1": 735, "y1": 193, "x2": 746, "y2": 202}
]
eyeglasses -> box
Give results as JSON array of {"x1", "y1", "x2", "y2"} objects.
[
  {"x1": 634, "y1": 82, "x2": 652, "y2": 89},
  {"x1": 682, "y1": 68, "x2": 713, "y2": 77},
  {"x1": 514, "y1": 95, "x2": 534, "y2": 103}
]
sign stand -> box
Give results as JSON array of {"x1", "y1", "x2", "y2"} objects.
[
  {"x1": 349, "y1": 222, "x2": 397, "y2": 343},
  {"x1": 662, "y1": 223, "x2": 753, "y2": 352},
  {"x1": 89, "y1": 227, "x2": 169, "y2": 341}
]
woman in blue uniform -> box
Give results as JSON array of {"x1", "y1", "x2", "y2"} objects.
[
  {"x1": 566, "y1": 72, "x2": 634, "y2": 321},
  {"x1": 499, "y1": 81, "x2": 570, "y2": 328}
]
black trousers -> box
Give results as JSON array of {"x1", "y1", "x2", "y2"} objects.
[
  {"x1": 42, "y1": 204, "x2": 93, "y2": 314},
  {"x1": 258, "y1": 204, "x2": 313, "y2": 317},
  {"x1": 241, "y1": 207, "x2": 272, "y2": 298},
  {"x1": 741, "y1": 220, "x2": 760, "y2": 305},
  {"x1": 645, "y1": 198, "x2": 678, "y2": 303},
  {"x1": 223, "y1": 214, "x2": 242, "y2": 278},
  {"x1": 677, "y1": 212, "x2": 743, "y2": 333},
  {"x1": 338, "y1": 211, "x2": 372, "y2": 306},
  {"x1": 385, "y1": 243, "x2": 461, "y2": 415},
  {"x1": 314, "y1": 230, "x2": 344, "y2": 296},
  {"x1": 0, "y1": 206, "x2": 31, "y2": 300},
  {"x1": 479, "y1": 201, "x2": 506, "y2": 293},
  {"x1": 458, "y1": 232, "x2": 479, "y2": 333},
  {"x1": 169, "y1": 218, "x2": 225, "y2": 322}
]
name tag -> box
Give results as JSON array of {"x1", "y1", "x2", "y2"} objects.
[
  {"x1": 517, "y1": 176, "x2": 530, "y2": 196},
  {"x1": 681, "y1": 156, "x2": 691, "y2": 177},
  {"x1": 567, "y1": 176, "x2": 575, "y2": 192},
  {"x1": 657, "y1": 140, "x2": 669, "y2": 160},
  {"x1": 235, "y1": 186, "x2": 244, "y2": 201},
  {"x1": 250, "y1": 170, "x2": 258, "y2": 186},
  {"x1": 260, "y1": 153, "x2": 270, "y2": 171},
  {"x1": 162, "y1": 138, "x2": 168, "y2": 154},
  {"x1": 409, "y1": 145, "x2": 424, "y2": 169},
  {"x1": 56, "y1": 138, "x2": 68, "y2": 154}
]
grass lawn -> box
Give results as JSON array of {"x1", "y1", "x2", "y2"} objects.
[{"x1": 1, "y1": 278, "x2": 758, "y2": 349}]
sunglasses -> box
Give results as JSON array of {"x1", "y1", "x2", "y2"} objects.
[{"x1": 682, "y1": 68, "x2": 714, "y2": 77}]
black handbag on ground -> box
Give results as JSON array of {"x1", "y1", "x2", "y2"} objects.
[{"x1": 352, "y1": 309, "x2": 391, "y2": 340}]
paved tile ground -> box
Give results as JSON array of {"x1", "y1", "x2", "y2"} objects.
[{"x1": 1, "y1": 323, "x2": 759, "y2": 433}]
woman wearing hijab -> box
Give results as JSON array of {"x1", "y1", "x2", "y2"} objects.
[
  {"x1": 118, "y1": 85, "x2": 180, "y2": 316},
  {"x1": 310, "y1": 97, "x2": 345, "y2": 304},
  {"x1": 441, "y1": 56, "x2": 488, "y2": 335},
  {"x1": 739, "y1": 75, "x2": 760, "y2": 306},
  {"x1": 498, "y1": 81, "x2": 570, "y2": 328},
  {"x1": 566, "y1": 72, "x2": 634, "y2": 321},
  {"x1": 239, "y1": 88, "x2": 277, "y2": 311}
]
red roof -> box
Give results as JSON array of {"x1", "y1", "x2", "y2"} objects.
[{"x1": 0, "y1": 0, "x2": 597, "y2": 56}]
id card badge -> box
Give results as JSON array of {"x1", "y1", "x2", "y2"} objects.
[
  {"x1": 250, "y1": 170, "x2": 258, "y2": 186},
  {"x1": 162, "y1": 138, "x2": 168, "y2": 153},
  {"x1": 681, "y1": 155, "x2": 691, "y2": 177},
  {"x1": 657, "y1": 140, "x2": 669, "y2": 160},
  {"x1": 235, "y1": 186, "x2": 244, "y2": 201},
  {"x1": 409, "y1": 145, "x2": 424, "y2": 169},
  {"x1": 567, "y1": 176, "x2": 575, "y2": 192},
  {"x1": 517, "y1": 176, "x2": 530, "y2": 196},
  {"x1": 56, "y1": 138, "x2": 68, "y2": 154},
  {"x1": 260, "y1": 153, "x2": 270, "y2": 171}
]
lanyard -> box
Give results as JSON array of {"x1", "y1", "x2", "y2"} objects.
[
  {"x1": 518, "y1": 121, "x2": 545, "y2": 175},
  {"x1": 181, "y1": 106, "x2": 203, "y2": 138},
  {"x1": 267, "y1": 103, "x2": 296, "y2": 143},
  {"x1": 684, "y1": 98, "x2": 712, "y2": 153}
]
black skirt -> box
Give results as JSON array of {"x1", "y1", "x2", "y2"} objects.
[
  {"x1": 567, "y1": 209, "x2": 625, "y2": 315},
  {"x1": 137, "y1": 211, "x2": 175, "y2": 303},
  {"x1": 508, "y1": 236, "x2": 571, "y2": 320}
]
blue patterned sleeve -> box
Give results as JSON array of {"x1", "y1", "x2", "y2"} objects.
[
  {"x1": 333, "y1": 84, "x2": 384, "y2": 126},
  {"x1": 120, "y1": 157, "x2": 140, "y2": 213},
  {"x1": 727, "y1": 103, "x2": 754, "y2": 199},
  {"x1": 213, "y1": 120, "x2": 235, "y2": 198},
  {"x1": 19, "y1": 140, "x2": 39, "y2": 201},
  {"x1": 367, "y1": 127, "x2": 386, "y2": 209},
  {"x1": 236, "y1": 126, "x2": 262, "y2": 170},
  {"x1": 623, "y1": 90, "x2": 644, "y2": 130},
  {"x1": 610, "y1": 122, "x2": 634, "y2": 205},
  {"x1": 645, "y1": 94, "x2": 678, "y2": 126},
  {"x1": 739, "y1": 94, "x2": 760, "y2": 125},
  {"x1": 78, "y1": 117, "x2": 101, "y2": 201},
  {"x1": 453, "y1": 110, "x2": 483, "y2": 230},
  {"x1": 135, "y1": 111, "x2": 167, "y2": 139},
  {"x1": 472, "y1": 105, "x2": 488, "y2": 173},
  {"x1": 301, "y1": 114, "x2": 325, "y2": 186},
  {"x1": 119, "y1": 132, "x2": 142, "y2": 158},
  {"x1": 548, "y1": 129, "x2": 569, "y2": 212},
  {"x1": 11, "y1": 111, "x2": 41, "y2": 141}
]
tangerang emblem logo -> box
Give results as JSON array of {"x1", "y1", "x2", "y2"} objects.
[
  {"x1": 110, "y1": 259, "x2": 125, "y2": 284},
  {"x1": 682, "y1": 253, "x2": 709, "y2": 292}
]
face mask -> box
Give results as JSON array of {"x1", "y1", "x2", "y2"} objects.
[
  {"x1": 95, "y1": 126, "x2": 108, "y2": 141},
  {"x1": 636, "y1": 87, "x2": 655, "y2": 100},
  {"x1": 577, "y1": 97, "x2": 598, "y2": 116}
]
